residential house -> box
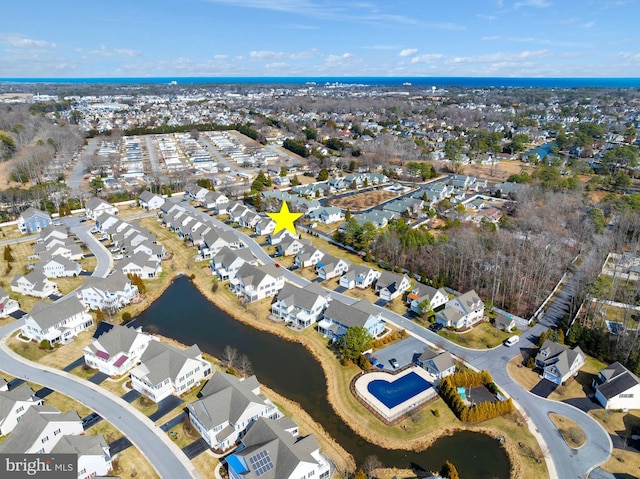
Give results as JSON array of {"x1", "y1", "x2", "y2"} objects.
[
  {"x1": 130, "y1": 341, "x2": 212, "y2": 403},
  {"x1": 39, "y1": 239, "x2": 84, "y2": 261},
  {"x1": 268, "y1": 228, "x2": 298, "y2": 246},
  {"x1": 188, "y1": 372, "x2": 281, "y2": 451},
  {"x1": 51, "y1": 435, "x2": 112, "y2": 479},
  {"x1": 115, "y1": 252, "x2": 162, "y2": 279},
  {"x1": 339, "y1": 264, "x2": 381, "y2": 290},
  {"x1": 20, "y1": 298, "x2": 93, "y2": 345},
  {"x1": 37, "y1": 225, "x2": 67, "y2": 244},
  {"x1": 201, "y1": 190, "x2": 230, "y2": 212},
  {"x1": 95, "y1": 212, "x2": 127, "y2": 236},
  {"x1": 200, "y1": 228, "x2": 245, "y2": 259},
  {"x1": 435, "y1": 290, "x2": 484, "y2": 330},
  {"x1": 0, "y1": 406, "x2": 83, "y2": 454},
  {"x1": 17, "y1": 207, "x2": 51, "y2": 234},
  {"x1": 535, "y1": 340, "x2": 586, "y2": 385},
  {"x1": 407, "y1": 284, "x2": 448, "y2": 314},
  {"x1": 382, "y1": 197, "x2": 424, "y2": 218},
  {"x1": 276, "y1": 235, "x2": 305, "y2": 257},
  {"x1": 239, "y1": 211, "x2": 262, "y2": 230},
  {"x1": 416, "y1": 349, "x2": 456, "y2": 380},
  {"x1": 316, "y1": 254, "x2": 350, "y2": 281},
  {"x1": 0, "y1": 384, "x2": 43, "y2": 436},
  {"x1": 211, "y1": 247, "x2": 258, "y2": 281},
  {"x1": 83, "y1": 324, "x2": 156, "y2": 377},
  {"x1": 138, "y1": 191, "x2": 165, "y2": 211},
  {"x1": 132, "y1": 240, "x2": 165, "y2": 261},
  {"x1": 294, "y1": 244, "x2": 325, "y2": 268},
  {"x1": 593, "y1": 362, "x2": 640, "y2": 410},
  {"x1": 76, "y1": 272, "x2": 139, "y2": 311},
  {"x1": 36, "y1": 256, "x2": 82, "y2": 279},
  {"x1": 228, "y1": 202, "x2": 254, "y2": 224},
  {"x1": 11, "y1": 271, "x2": 58, "y2": 298},
  {"x1": 494, "y1": 313, "x2": 516, "y2": 332},
  {"x1": 375, "y1": 271, "x2": 411, "y2": 301},
  {"x1": 225, "y1": 417, "x2": 331, "y2": 479},
  {"x1": 255, "y1": 217, "x2": 276, "y2": 237},
  {"x1": 230, "y1": 263, "x2": 285, "y2": 303},
  {"x1": 308, "y1": 206, "x2": 344, "y2": 224},
  {"x1": 85, "y1": 197, "x2": 119, "y2": 220},
  {"x1": 271, "y1": 283, "x2": 329, "y2": 329},
  {"x1": 185, "y1": 184, "x2": 210, "y2": 202},
  {"x1": 317, "y1": 299, "x2": 385, "y2": 342},
  {"x1": 0, "y1": 286, "x2": 20, "y2": 318}
]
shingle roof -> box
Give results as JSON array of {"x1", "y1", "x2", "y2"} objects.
[
  {"x1": 323, "y1": 299, "x2": 378, "y2": 329},
  {"x1": 275, "y1": 284, "x2": 323, "y2": 311},
  {"x1": 26, "y1": 298, "x2": 87, "y2": 332},
  {"x1": 86, "y1": 324, "x2": 142, "y2": 357},
  {"x1": 596, "y1": 362, "x2": 640, "y2": 400},
  {"x1": 0, "y1": 384, "x2": 36, "y2": 420},
  {"x1": 50, "y1": 434, "x2": 108, "y2": 457},
  {"x1": 132, "y1": 341, "x2": 202, "y2": 386}
]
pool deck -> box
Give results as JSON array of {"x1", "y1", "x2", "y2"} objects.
[{"x1": 353, "y1": 366, "x2": 438, "y2": 423}]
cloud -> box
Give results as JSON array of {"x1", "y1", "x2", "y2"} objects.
[
  {"x1": 249, "y1": 49, "x2": 318, "y2": 60},
  {"x1": 410, "y1": 53, "x2": 444, "y2": 64},
  {"x1": 214, "y1": 54, "x2": 228, "y2": 59},
  {"x1": 450, "y1": 49, "x2": 549, "y2": 64},
  {"x1": 0, "y1": 34, "x2": 56, "y2": 48},
  {"x1": 481, "y1": 35, "x2": 502, "y2": 41},
  {"x1": 477, "y1": 14, "x2": 497, "y2": 20},
  {"x1": 88, "y1": 45, "x2": 141, "y2": 58},
  {"x1": 514, "y1": 0, "x2": 552, "y2": 8},
  {"x1": 583, "y1": 21, "x2": 595, "y2": 28},
  {"x1": 326, "y1": 52, "x2": 354, "y2": 64},
  {"x1": 399, "y1": 48, "x2": 418, "y2": 57}
]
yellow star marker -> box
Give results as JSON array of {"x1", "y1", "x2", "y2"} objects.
[{"x1": 268, "y1": 201, "x2": 302, "y2": 236}]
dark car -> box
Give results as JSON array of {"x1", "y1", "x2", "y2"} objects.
[
  {"x1": 389, "y1": 358, "x2": 399, "y2": 369},
  {"x1": 429, "y1": 322, "x2": 444, "y2": 333}
]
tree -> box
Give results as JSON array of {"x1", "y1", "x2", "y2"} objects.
[
  {"x1": 339, "y1": 326, "x2": 372, "y2": 362},
  {"x1": 237, "y1": 354, "x2": 253, "y2": 377},
  {"x1": 317, "y1": 168, "x2": 329, "y2": 181},
  {"x1": 196, "y1": 178, "x2": 214, "y2": 190},
  {"x1": 89, "y1": 176, "x2": 104, "y2": 194},
  {"x1": 222, "y1": 345, "x2": 238, "y2": 369},
  {"x1": 440, "y1": 460, "x2": 460, "y2": 479},
  {"x1": 353, "y1": 469, "x2": 367, "y2": 479},
  {"x1": 624, "y1": 126, "x2": 637, "y2": 144},
  {"x1": 279, "y1": 166, "x2": 288, "y2": 177},
  {"x1": 510, "y1": 133, "x2": 530, "y2": 152},
  {"x1": 361, "y1": 455, "x2": 382, "y2": 478},
  {"x1": 601, "y1": 146, "x2": 638, "y2": 174},
  {"x1": 0, "y1": 130, "x2": 17, "y2": 160}
]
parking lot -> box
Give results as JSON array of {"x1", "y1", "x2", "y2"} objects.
[{"x1": 369, "y1": 337, "x2": 428, "y2": 370}]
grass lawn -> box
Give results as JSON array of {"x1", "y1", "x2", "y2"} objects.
[
  {"x1": 68, "y1": 364, "x2": 97, "y2": 381},
  {"x1": 438, "y1": 322, "x2": 513, "y2": 349},
  {"x1": 8, "y1": 328, "x2": 94, "y2": 370},
  {"x1": 132, "y1": 395, "x2": 158, "y2": 417},
  {"x1": 549, "y1": 356, "x2": 607, "y2": 402},
  {"x1": 0, "y1": 226, "x2": 27, "y2": 242},
  {"x1": 44, "y1": 391, "x2": 92, "y2": 418},
  {"x1": 99, "y1": 375, "x2": 130, "y2": 397},
  {"x1": 549, "y1": 413, "x2": 586, "y2": 448},
  {"x1": 191, "y1": 453, "x2": 219, "y2": 479},
  {"x1": 506, "y1": 357, "x2": 541, "y2": 391},
  {"x1": 590, "y1": 409, "x2": 640, "y2": 475},
  {"x1": 112, "y1": 444, "x2": 160, "y2": 479}
]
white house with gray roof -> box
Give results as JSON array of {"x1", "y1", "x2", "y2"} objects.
[
  {"x1": 0, "y1": 384, "x2": 43, "y2": 436},
  {"x1": 294, "y1": 244, "x2": 324, "y2": 269},
  {"x1": 0, "y1": 286, "x2": 20, "y2": 318},
  {"x1": 211, "y1": 246, "x2": 258, "y2": 281},
  {"x1": 188, "y1": 372, "x2": 281, "y2": 451},
  {"x1": 276, "y1": 236, "x2": 305, "y2": 257},
  {"x1": 375, "y1": 271, "x2": 411, "y2": 301},
  {"x1": 138, "y1": 191, "x2": 165, "y2": 210},
  {"x1": 225, "y1": 417, "x2": 331, "y2": 479},
  {"x1": 435, "y1": 290, "x2": 484, "y2": 330},
  {"x1": 308, "y1": 206, "x2": 344, "y2": 224},
  {"x1": 11, "y1": 271, "x2": 59, "y2": 298},
  {"x1": 36, "y1": 256, "x2": 82, "y2": 278},
  {"x1": 83, "y1": 324, "x2": 156, "y2": 377},
  {"x1": 130, "y1": 341, "x2": 212, "y2": 403},
  {"x1": 268, "y1": 228, "x2": 298, "y2": 246},
  {"x1": 230, "y1": 263, "x2": 285, "y2": 303},
  {"x1": 76, "y1": 271, "x2": 138, "y2": 311},
  {"x1": 51, "y1": 434, "x2": 112, "y2": 479},
  {"x1": 593, "y1": 362, "x2": 640, "y2": 410},
  {"x1": 115, "y1": 252, "x2": 162, "y2": 279},
  {"x1": 407, "y1": 284, "x2": 448, "y2": 314},
  {"x1": 535, "y1": 340, "x2": 586, "y2": 385},
  {"x1": 316, "y1": 254, "x2": 349, "y2": 281},
  {"x1": 317, "y1": 298, "x2": 385, "y2": 342},
  {"x1": 85, "y1": 197, "x2": 119, "y2": 220},
  {"x1": 21, "y1": 298, "x2": 93, "y2": 345},
  {"x1": 271, "y1": 283, "x2": 329, "y2": 329},
  {"x1": 416, "y1": 349, "x2": 456, "y2": 381},
  {"x1": 339, "y1": 264, "x2": 381, "y2": 290},
  {"x1": 0, "y1": 406, "x2": 83, "y2": 454}
]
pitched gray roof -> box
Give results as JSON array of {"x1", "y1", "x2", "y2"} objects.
[
  {"x1": 81, "y1": 271, "x2": 131, "y2": 293},
  {"x1": 212, "y1": 246, "x2": 255, "y2": 268},
  {"x1": 535, "y1": 340, "x2": 585, "y2": 379},
  {"x1": 0, "y1": 406, "x2": 80, "y2": 454},
  {"x1": 236, "y1": 263, "x2": 283, "y2": 288},
  {"x1": 0, "y1": 384, "x2": 36, "y2": 420},
  {"x1": 376, "y1": 271, "x2": 408, "y2": 290},
  {"x1": 20, "y1": 207, "x2": 50, "y2": 221},
  {"x1": 596, "y1": 362, "x2": 640, "y2": 400},
  {"x1": 135, "y1": 341, "x2": 202, "y2": 386},
  {"x1": 323, "y1": 299, "x2": 378, "y2": 329},
  {"x1": 50, "y1": 434, "x2": 108, "y2": 456},
  {"x1": 275, "y1": 284, "x2": 323, "y2": 311},
  {"x1": 188, "y1": 373, "x2": 268, "y2": 430},
  {"x1": 27, "y1": 298, "x2": 87, "y2": 332},
  {"x1": 86, "y1": 324, "x2": 140, "y2": 357},
  {"x1": 234, "y1": 417, "x2": 319, "y2": 479},
  {"x1": 418, "y1": 350, "x2": 455, "y2": 373}
]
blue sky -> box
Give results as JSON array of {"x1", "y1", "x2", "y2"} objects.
[{"x1": 1, "y1": 0, "x2": 639, "y2": 78}]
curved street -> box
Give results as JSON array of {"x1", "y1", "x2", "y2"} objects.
[{"x1": 0, "y1": 319, "x2": 201, "y2": 479}]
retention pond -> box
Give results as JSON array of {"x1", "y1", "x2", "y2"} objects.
[{"x1": 137, "y1": 276, "x2": 510, "y2": 478}]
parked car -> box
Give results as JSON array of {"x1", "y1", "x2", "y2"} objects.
[
  {"x1": 389, "y1": 358, "x2": 399, "y2": 369},
  {"x1": 429, "y1": 322, "x2": 444, "y2": 333},
  {"x1": 504, "y1": 335, "x2": 519, "y2": 347}
]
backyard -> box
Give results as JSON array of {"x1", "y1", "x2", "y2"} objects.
[{"x1": 438, "y1": 322, "x2": 515, "y2": 349}]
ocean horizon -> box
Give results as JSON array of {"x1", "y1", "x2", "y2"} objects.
[{"x1": 1, "y1": 76, "x2": 640, "y2": 88}]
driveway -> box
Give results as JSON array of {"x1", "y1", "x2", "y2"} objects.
[
  {"x1": 149, "y1": 396, "x2": 184, "y2": 422},
  {"x1": 531, "y1": 379, "x2": 558, "y2": 398},
  {"x1": 372, "y1": 337, "x2": 426, "y2": 369}
]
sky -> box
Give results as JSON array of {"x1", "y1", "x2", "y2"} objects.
[{"x1": 1, "y1": 0, "x2": 640, "y2": 78}]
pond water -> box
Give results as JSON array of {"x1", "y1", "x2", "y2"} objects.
[{"x1": 137, "y1": 276, "x2": 510, "y2": 478}]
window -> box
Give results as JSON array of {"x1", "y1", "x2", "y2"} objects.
[
  {"x1": 15, "y1": 405, "x2": 24, "y2": 414},
  {"x1": 54, "y1": 428, "x2": 61, "y2": 436},
  {"x1": 41, "y1": 436, "x2": 49, "y2": 443},
  {"x1": 620, "y1": 393, "x2": 634, "y2": 399}
]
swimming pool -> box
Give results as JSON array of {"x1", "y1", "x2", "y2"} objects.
[{"x1": 367, "y1": 371, "x2": 432, "y2": 409}]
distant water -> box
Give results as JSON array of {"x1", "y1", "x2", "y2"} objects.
[{"x1": 1, "y1": 76, "x2": 640, "y2": 88}]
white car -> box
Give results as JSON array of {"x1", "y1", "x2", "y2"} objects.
[{"x1": 504, "y1": 335, "x2": 519, "y2": 347}]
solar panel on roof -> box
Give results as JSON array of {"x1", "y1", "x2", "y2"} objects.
[{"x1": 248, "y1": 449, "x2": 274, "y2": 477}]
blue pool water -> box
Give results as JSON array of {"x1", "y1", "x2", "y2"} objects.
[{"x1": 367, "y1": 372, "x2": 432, "y2": 409}]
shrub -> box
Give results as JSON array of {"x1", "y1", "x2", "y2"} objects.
[
  {"x1": 525, "y1": 357, "x2": 536, "y2": 368},
  {"x1": 39, "y1": 339, "x2": 53, "y2": 350},
  {"x1": 356, "y1": 355, "x2": 372, "y2": 370},
  {"x1": 121, "y1": 312, "x2": 132, "y2": 323},
  {"x1": 432, "y1": 408, "x2": 440, "y2": 417}
]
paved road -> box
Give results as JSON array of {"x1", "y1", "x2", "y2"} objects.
[
  {"x1": 0, "y1": 321, "x2": 201, "y2": 479},
  {"x1": 190, "y1": 208, "x2": 611, "y2": 479},
  {"x1": 145, "y1": 135, "x2": 160, "y2": 173},
  {"x1": 68, "y1": 139, "x2": 98, "y2": 192}
]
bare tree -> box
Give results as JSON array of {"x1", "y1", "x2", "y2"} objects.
[
  {"x1": 236, "y1": 354, "x2": 253, "y2": 378},
  {"x1": 361, "y1": 455, "x2": 382, "y2": 478},
  {"x1": 222, "y1": 345, "x2": 238, "y2": 369}
]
